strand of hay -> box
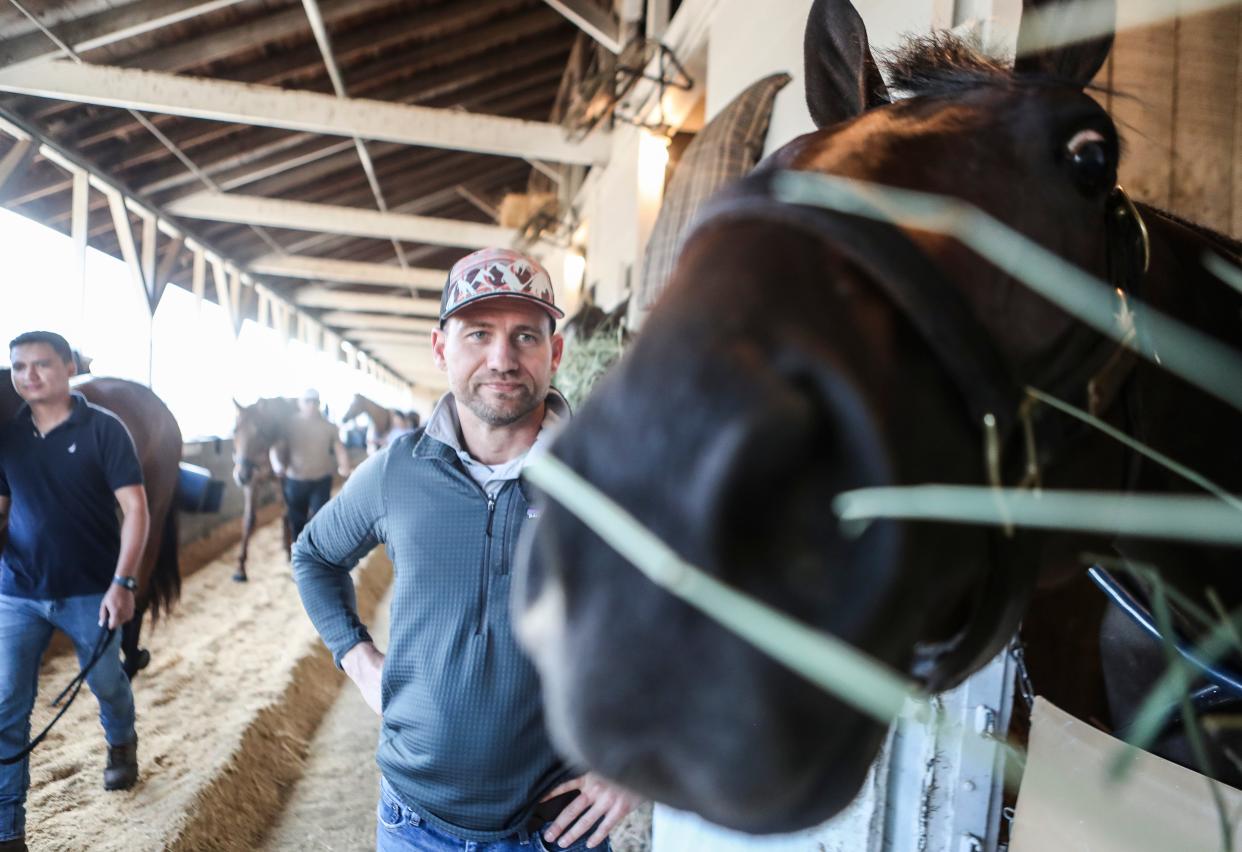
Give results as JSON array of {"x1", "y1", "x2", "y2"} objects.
[{"x1": 165, "y1": 551, "x2": 393, "y2": 852}]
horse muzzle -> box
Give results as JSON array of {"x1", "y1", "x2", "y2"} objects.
[
  {"x1": 516, "y1": 344, "x2": 911, "y2": 833},
  {"x1": 233, "y1": 459, "x2": 255, "y2": 487}
]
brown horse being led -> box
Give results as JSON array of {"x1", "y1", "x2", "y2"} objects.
[
  {"x1": 0, "y1": 370, "x2": 182, "y2": 678},
  {"x1": 342, "y1": 393, "x2": 417, "y2": 454},
  {"x1": 515, "y1": 0, "x2": 1242, "y2": 834},
  {"x1": 230, "y1": 397, "x2": 296, "y2": 582}
]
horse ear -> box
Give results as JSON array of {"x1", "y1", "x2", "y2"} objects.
[
  {"x1": 233, "y1": 398, "x2": 244, "y2": 412},
  {"x1": 1014, "y1": 0, "x2": 1114, "y2": 87},
  {"x1": 803, "y1": 0, "x2": 891, "y2": 129}
]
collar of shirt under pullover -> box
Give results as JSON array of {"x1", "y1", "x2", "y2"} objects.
[{"x1": 423, "y1": 389, "x2": 568, "y2": 498}]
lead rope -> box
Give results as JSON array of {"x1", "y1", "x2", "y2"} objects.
[{"x1": 0, "y1": 625, "x2": 115, "y2": 765}]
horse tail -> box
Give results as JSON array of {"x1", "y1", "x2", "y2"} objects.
[{"x1": 147, "y1": 503, "x2": 181, "y2": 621}]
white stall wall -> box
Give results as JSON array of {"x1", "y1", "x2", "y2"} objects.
[
  {"x1": 707, "y1": 0, "x2": 964, "y2": 155},
  {"x1": 580, "y1": 124, "x2": 638, "y2": 311},
  {"x1": 571, "y1": 0, "x2": 1030, "y2": 314}
]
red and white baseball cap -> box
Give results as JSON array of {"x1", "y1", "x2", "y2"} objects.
[{"x1": 439, "y1": 248, "x2": 564, "y2": 325}]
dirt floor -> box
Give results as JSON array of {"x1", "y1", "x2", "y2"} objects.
[
  {"x1": 260, "y1": 587, "x2": 392, "y2": 852},
  {"x1": 23, "y1": 519, "x2": 390, "y2": 852}
]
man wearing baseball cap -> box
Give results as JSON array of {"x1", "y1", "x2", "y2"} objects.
[{"x1": 293, "y1": 248, "x2": 639, "y2": 851}]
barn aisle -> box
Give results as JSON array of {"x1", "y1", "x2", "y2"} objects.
[{"x1": 262, "y1": 587, "x2": 392, "y2": 851}]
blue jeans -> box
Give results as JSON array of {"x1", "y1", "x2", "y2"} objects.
[
  {"x1": 377, "y1": 778, "x2": 611, "y2": 852},
  {"x1": 0, "y1": 592, "x2": 136, "y2": 842}
]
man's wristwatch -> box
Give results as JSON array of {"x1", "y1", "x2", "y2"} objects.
[{"x1": 112, "y1": 575, "x2": 138, "y2": 591}]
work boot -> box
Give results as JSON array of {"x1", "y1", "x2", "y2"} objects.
[
  {"x1": 0, "y1": 836, "x2": 28, "y2": 851},
  {"x1": 104, "y1": 737, "x2": 138, "y2": 791}
]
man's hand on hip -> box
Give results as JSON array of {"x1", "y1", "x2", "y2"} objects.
[
  {"x1": 342, "y1": 641, "x2": 385, "y2": 715},
  {"x1": 99, "y1": 584, "x2": 135, "y2": 629},
  {"x1": 539, "y1": 772, "x2": 641, "y2": 849}
]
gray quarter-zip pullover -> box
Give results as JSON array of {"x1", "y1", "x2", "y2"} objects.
[{"x1": 292, "y1": 391, "x2": 572, "y2": 841}]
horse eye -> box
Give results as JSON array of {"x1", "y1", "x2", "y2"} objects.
[{"x1": 1065, "y1": 129, "x2": 1113, "y2": 196}]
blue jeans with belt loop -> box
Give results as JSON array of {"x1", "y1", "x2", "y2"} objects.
[
  {"x1": 0, "y1": 591, "x2": 136, "y2": 842},
  {"x1": 376, "y1": 777, "x2": 612, "y2": 852}
]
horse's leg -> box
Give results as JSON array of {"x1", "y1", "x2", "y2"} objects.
[
  {"x1": 123, "y1": 516, "x2": 158, "y2": 678},
  {"x1": 235, "y1": 482, "x2": 254, "y2": 582},
  {"x1": 121, "y1": 605, "x2": 150, "y2": 679}
]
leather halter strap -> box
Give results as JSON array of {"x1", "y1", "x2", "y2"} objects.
[
  {"x1": 693, "y1": 172, "x2": 1023, "y2": 442},
  {"x1": 1016, "y1": 186, "x2": 1148, "y2": 483}
]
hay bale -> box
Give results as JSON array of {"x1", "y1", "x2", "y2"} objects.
[
  {"x1": 499, "y1": 192, "x2": 557, "y2": 228},
  {"x1": 556, "y1": 319, "x2": 626, "y2": 410}
]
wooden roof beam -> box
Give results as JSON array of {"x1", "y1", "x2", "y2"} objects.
[
  {"x1": 0, "y1": 61, "x2": 607, "y2": 164},
  {"x1": 349, "y1": 330, "x2": 435, "y2": 345},
  {"x1": 319, "y1": 312, "x2": 439, "y2": 332},
  {"x1": 282, "y1": 143, "x2": 523, "y2": 209},
  {"x1": 249, "y1": 255, "x2": 447, "y2": 289},
  {"x1": 293, "y1": 286, "x2": 441, "y2": 317},
  {"x1": 69, "y1": 16, "x2": 570, "y2": 165},
  {"x1": 165, "y1": 193, "x2": 517, "y2": 249},
  {"x1": 33, "y1": 131, "x2": 331, "y2": 227},
  {"x1": 281, "y1": 169, "x2": 525, "y2": 257},
  {"x1": 131, "y1": 128, "x2": 327, "y2": 194},
  {"x1": 19, "y1": 0, "x2": 531, "y2": 131}
]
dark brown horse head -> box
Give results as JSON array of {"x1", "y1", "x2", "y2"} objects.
[
  {"x1": 515, "y1": 0, "x2": 1145, "y2": 835},
  {"x1": 231, "y1": 397, "x2": 295, "y2": 486}
]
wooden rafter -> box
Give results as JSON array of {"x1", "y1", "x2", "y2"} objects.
[
  {"x1": 47, "y1": 3, "x2": 564, "y2": 155},
  {"x1": 293, "y1": 286, "x2": 441, "y2": 317},
  {"x1": 319, "y1": 312, "x2": 438, "y2": 332},
  {"x1": 0, "y1": 61, "x2": 607, "y2": 164},
  {"x1": 165, "y1": 193, "x2": 517, "y2": 249},
  {"x1": 248, "y1": 255, "x2": 447, "y2": 289},
  {"x1": 30, "y1": 36, "x2": 568, "y2": 210}
]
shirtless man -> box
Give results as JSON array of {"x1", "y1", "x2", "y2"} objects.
[{"x1": 271, "y1": 389, "x2": 350, "y2": 543}]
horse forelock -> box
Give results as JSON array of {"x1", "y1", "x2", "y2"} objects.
[
  {"x1": 881, "y1": 32, "x2": 1013, "y2": 97},
  {"x1": 882, "y1": 31, "x2": 1091, "y2": 99}
]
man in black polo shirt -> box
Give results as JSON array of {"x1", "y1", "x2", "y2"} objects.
[{"x1": 0, "y1": 331, "x2": 149, "y2": 852}]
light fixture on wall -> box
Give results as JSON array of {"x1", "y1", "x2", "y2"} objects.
[
  {"x1": 638, "y1": 129, "x2": 672, "y2": 199},
  {"x1": 562, "y1": 251, "x2": 587, "y2": 296}
]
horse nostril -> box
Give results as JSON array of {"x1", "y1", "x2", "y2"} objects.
[
  {"x1": 693, "y1": 361, "x2": 894, "y2": 594},
  {"x1": 695, "y1": 386, "x2": 825, "y2": 561}
]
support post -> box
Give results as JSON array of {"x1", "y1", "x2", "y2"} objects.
[{"x1": 71, "y1": 168, "x2": 89, "y2": 338}]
